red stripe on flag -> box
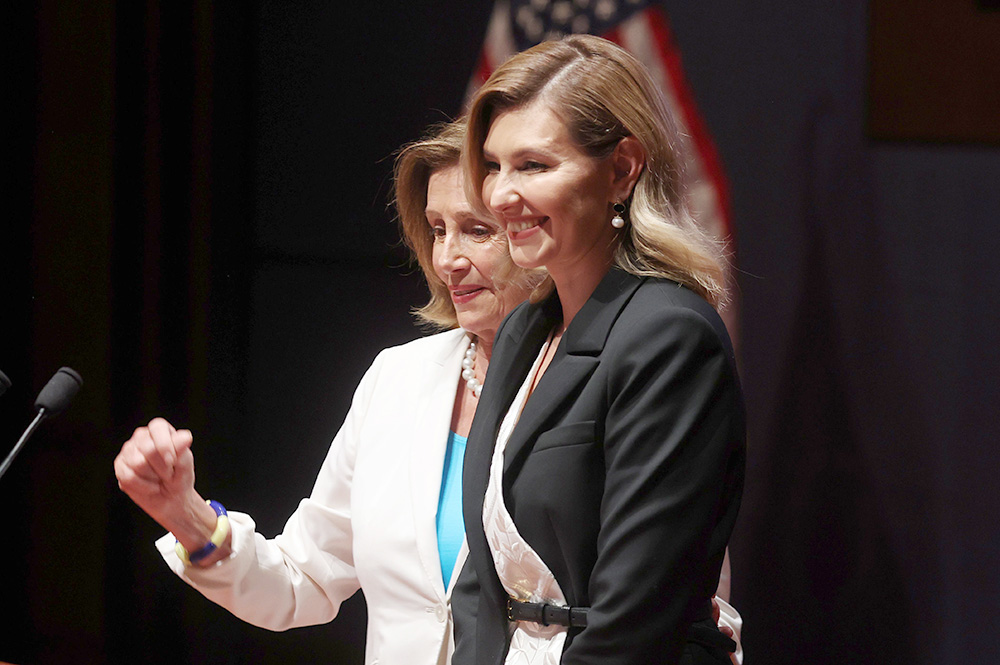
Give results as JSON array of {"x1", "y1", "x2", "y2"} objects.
[
  {"x1": 645, "y1": 10, "x2": 732, "y2": 234},
  {"x1": 473, "y1": 50, "x2": 495, "y2": 89}
]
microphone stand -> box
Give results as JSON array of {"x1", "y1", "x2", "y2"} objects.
[{"x1": 0, "y1": 409, "x2": 48, "y2": 480}]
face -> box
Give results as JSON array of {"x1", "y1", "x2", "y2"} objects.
[
  {"x1": 426, "y1": 165, "x2": 533, "y2": 342},
  {"x1": 481, "y1": 100, "x2": 621, "y2": 281}
]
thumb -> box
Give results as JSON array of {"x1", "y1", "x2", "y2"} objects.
[{"x1": 172, "y1": 429, "x2": 194, "y2": 451}]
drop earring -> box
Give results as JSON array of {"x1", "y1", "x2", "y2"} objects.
[{"x1": 611, "y1": 201, "x2": 626, "y2": 229}]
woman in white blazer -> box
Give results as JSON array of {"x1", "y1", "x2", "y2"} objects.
[{"x1": 113, "y1": 121, "x2": 744, "y2": 665}]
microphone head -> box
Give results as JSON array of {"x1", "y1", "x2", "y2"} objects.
[
  {"x1": 34, "y1": 367, "x2": 83, "y2": 416},
  {"x1": 0, "y1": 370, "x2": 10, "y2": 397}
]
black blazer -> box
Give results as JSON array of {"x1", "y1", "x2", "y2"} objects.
[{"x1": 454, "y1": 269, "x2": 745, "y2": 665}]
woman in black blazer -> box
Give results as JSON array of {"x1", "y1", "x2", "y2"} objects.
[{"x1": 453, "y1": 35, "x2": 745, "y2": 665}]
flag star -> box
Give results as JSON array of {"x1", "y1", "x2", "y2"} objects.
[
  {"x1": 595, "y1": 0, "x2": 616, "y2": 21},
  {"x1": 551, "y1": 1, "x2": 574, "y2": 24},
  {"x1": 516, "y1": 4, "x2": 535, "y2": 29},
  {"x1": 531, "y1": 0, "x2": 551, "y2": 12},
  {"x1": 571, "y1": 14, "x2": 590, "y2": 33},
  {"x1": 525, "y1": 15, "x2": 545, "y2": 40}
]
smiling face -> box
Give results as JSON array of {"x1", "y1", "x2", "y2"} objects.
[
  {"x1": 427, "y1": 165, "x2": 534, "y2": 346},
  {"x1": 481, "y1": 100, "x2": 622, "y2": 284}
]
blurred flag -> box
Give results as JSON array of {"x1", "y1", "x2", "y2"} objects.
[{"x1": 467, "y1": 0, "x2": 737, "y2": 337}]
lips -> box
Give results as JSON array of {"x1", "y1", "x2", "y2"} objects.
[
  {"x1": 506, "y1": 217, "x2": 547, "y2": 241},
  {"x1": 450, "y1": 286, "x2": 485, "y2": 304}
]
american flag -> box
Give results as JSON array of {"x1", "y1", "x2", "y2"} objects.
[{"x1": 467, "y1": 0, "x2": 738, "y2": 336}]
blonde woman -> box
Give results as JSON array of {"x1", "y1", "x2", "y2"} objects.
[{"x1": 456, "y1": 35, "x2": 745, "y2": 665}]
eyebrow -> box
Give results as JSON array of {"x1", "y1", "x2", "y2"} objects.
[{"x1": 483, "y1": 146, "x2": 555, "y2": 163}]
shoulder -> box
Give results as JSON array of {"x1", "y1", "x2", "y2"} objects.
[
  {"x1": 371, "y1": 327, "x2": 467, "y2": 365},
  {"x1": 611, "y1": 278, "x2": 734, "y2": 359},
  {"x1": 352, "y1": 328, "x2": 466, "y2": 401}
]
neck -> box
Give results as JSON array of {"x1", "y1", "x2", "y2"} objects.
[
  {"x1": 550, "y1": 260, "x2": 613, "y2": 328},
  {"x1": 473, "y1": 334, "x2": 493, "y2": 369}
]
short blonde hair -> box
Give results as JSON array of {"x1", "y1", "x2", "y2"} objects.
[
  {"x1": 393, "y1": 121, "x2": 541, "y2": 329},
  {"x1": 464, "y1": 34, "x2": 728, "y2": 308}
]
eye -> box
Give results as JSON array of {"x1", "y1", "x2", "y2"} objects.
[
  {"x1": 484, "y1": 160, "x2": 500, "y2": 173},
  {"x1": 429, "y1": 223, "x2": 446, "y2": 240},
  {"x1": 471, "y1": 225, "x2": 495, "y2": 240},
  {"x1": 521, "y1": 160, "x2": 548, "y2": 172}
]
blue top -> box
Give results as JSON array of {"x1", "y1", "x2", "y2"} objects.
[{"x1": 436, "y1": 431, "x2": 467, "y2": 587}]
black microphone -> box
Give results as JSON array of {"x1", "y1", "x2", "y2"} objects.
[
  {"x1": 0, "y1": 370, "x2": 10, "y2": 398},
  {"x1": 0, "y1": 367, "x2": 83, "y2": 480}
]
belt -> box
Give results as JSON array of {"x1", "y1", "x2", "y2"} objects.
[
  {"x1": 506, "y1": 598, "x2": 589, "y2": 628},
  {"x1": 506, "y1": 599, "x2": 737, "y2": 653}
]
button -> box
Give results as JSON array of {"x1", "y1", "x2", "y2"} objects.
[{"x1": 435, "y1": 605, "x2": 447, "y2": 623}]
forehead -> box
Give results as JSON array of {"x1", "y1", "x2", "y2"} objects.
[
  {"x1": 484, "y1": 101, "x2": 574, "y2": 155},
  {"x1": 425, "y1": 165, "x2": 467, "y2": 210}
]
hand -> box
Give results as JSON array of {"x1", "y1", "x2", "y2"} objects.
[
  {"x1": 114, "y1": 417, "x2": 209, "y2": 544},
  {"x1": 711, "y1": 595, "x2": 735, "y2": 639}
]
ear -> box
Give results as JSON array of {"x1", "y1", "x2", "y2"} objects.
[{"x1": 610, "y1": 136, "x2": 645, "y2": 200}]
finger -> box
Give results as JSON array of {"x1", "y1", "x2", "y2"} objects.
[
  {"x1": 118, "y1": 439, "x2": 163, "y2": 484},
  {"x1": 148, "y1": 416, "x2": 176, "y2": 435},
  {"x1": 145, "y1": 418, "x2": 180, "y2": 475},
  {"x1": 172, "y1": 428, "x2": 194, "y2": 452},
  {"x1": 719, "y1": 625, "x2": 735, "y2": 638},
  {"x1": 114, "y1": 454, "x2": 164, "y2": 497}
]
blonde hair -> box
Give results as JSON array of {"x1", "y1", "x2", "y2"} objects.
[
  {"x1": 464, "y1": 34, "x2": 728, "y2": 308},
  {"x1": 393, "y1": 120, "x2": 540, "y2": 329}
]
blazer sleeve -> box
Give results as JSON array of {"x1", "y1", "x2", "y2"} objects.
[
  {"x1": 561, "y1": 306, "x2": 744, "y2": 665},
  {"x1": 155, "y1": 350, "x2": 390, "y2": 630}
]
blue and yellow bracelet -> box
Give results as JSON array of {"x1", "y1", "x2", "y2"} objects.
[{"x1": 174, "y1": 499, "x2": 230, "y2": 566}]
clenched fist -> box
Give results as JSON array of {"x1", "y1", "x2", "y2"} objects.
[{"x1": 114, "y1": 417, "x2": 221, "y2": 556}]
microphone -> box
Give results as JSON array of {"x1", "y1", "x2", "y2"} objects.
[
  {"x1": 0, "y1": 367, "x2": 83, "y2": 480},
  {"x1": 0, "y1": 370, "x2": 10, "y2": 398}
]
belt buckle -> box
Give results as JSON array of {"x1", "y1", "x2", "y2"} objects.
[{"x1": 506, "y1": 597, "x2": 515, "y2": 622}]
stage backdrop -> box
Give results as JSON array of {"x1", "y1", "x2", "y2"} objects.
[{"x1": 4, "y1": 1, "x2": 1000, "y2": 663}]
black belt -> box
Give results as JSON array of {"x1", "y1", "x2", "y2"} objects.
[
  {"x1": 505, "y1": 599, "x2": 737, "y2": 654},
  {"x1": 507, "y1": 598, "x2": 589, "y2": 628}
]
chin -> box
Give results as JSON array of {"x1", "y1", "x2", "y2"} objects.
[{"x1": 509, "y1": 248, "x2": 546, "y2": 271}]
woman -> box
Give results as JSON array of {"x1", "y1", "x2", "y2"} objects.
[
  {"x1": 114, "y1": 121, "x2": 537, "y2": 665},
  {"x1": 455, "y1": 35, "x2": 745, "y2": 665},
  {"x1": 113, "y1": 121, "x2": 742, "y2": 665}
]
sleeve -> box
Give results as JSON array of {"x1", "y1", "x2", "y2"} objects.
[
  {"x1": 716, "y1": 597, "x2": 744, "y2": 665},
  {"x1": 154, "y1": 351, "x2": 388, "y2": 631},
  {"x1": 562, "y1": 307, "x2": 744, "y2": 664}
]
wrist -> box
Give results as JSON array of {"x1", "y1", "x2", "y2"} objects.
[
  {"x1": 173, "y1": 499, "x2": 232, "y2": 567},
  {"x1": 162, "y1": 491, "x2": 219, "y2": 553}
]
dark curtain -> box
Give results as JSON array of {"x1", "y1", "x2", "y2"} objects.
[
  {"x1": 5, "y1": 2, "x2": 1000, "y2": 664},
  {"x1": 3, "y1": 1, "x2": 254, "y2": 661}
]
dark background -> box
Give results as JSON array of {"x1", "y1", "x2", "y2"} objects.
[{"x1": 3, "y1": 1, "x2": 999, "y2": 663}]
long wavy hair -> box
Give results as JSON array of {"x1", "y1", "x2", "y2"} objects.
[{"x1": 464, "y1": 34, "x2": 728, "y2": 308}]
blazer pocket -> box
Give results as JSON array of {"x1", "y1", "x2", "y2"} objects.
[{"x1": 533, "y1": 420, "x2": 597, "y2": 453}]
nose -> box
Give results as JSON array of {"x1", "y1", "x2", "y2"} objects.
[
  {"x1": 487, "y1": 170, "x2": 520, "y2": 216},
  {"x1": 437, "y1": 233, "x2": 470, "y2": 274}
]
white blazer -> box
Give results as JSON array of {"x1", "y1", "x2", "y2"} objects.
[{"x1": 157, "y1": 328, "x2": 472, "y2": 665}]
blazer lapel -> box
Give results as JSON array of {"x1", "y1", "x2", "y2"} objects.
[
  {"x1": 502, "y1": 269, "x2": 645, "y2": 475},
  {"x1": 408, "y1": 330, "x2": 468, "y2": 601}
]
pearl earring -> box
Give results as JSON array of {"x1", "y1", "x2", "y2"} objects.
[{"x1": 611, "y1": 201, "x2": 626, "y2": 229}]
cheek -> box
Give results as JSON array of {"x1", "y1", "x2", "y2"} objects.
[
  {"x1": 482, "y1": 177, "x2": 498, "y2": 211},
  {"x1": 430, "y1": 244, "x2": 448, "y2": 282}
]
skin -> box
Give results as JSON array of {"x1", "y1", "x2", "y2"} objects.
[
  {"x1": 481, "y1": 99, "x2": 644, "y2": 383},
  {"x1": 426, "y1": 165, "x2": 534, "y2": 436},
  {"x1": 482, "y1": 100, "x2": 644, "y2": 328}
]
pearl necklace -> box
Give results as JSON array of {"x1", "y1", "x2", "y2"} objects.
[{"x1": 462, "y1": 339, "x2": 483, "y2": 398}]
